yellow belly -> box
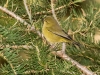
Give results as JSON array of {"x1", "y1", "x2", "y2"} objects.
[{"x1": 42, "y1": 28, "x2": 69, "y2": 43}]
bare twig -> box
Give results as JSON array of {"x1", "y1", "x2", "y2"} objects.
[
  {"x1": 4, "y1": 0, "x2": 9, "y2": 8},
  {"x1": 0, "y1": 6, "x2": 41, "y2": 37},
  {"x1": 51, "y1": 0, "x2": 60, "y2": 25},
  {"x1": 0, "y1": 6, "x2": 29, "y2": 26},
  {"x1": 0, "y1": 44, "x2": 33, "y2": 50},
  {"x1": 34, "y1": 0, "x2": 85, "y2": 16},
  {"x1": 23, "y1": 0, "x2": 32, "y2": 23},
  {"x1": 34, "y1": 5, "x2": 66, "y2": 16},
  {"x1": 52, "y1": 51, "x2": 97, "y2": 75}
]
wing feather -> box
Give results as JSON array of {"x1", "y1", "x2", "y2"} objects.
[{"x1": 47, "y1": 28, "x2": 73, "y2": 41}]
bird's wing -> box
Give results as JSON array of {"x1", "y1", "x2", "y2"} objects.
[{"x1": 46, "y1": 27, "x2": 73, "y2": 41}]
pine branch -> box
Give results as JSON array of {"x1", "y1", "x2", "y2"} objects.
[
  {"x1": 50, "y1": 0, "x2": 97, "y2": 75},
  {"x1": 0, "y1": 53, "x2": 17, "y2": 75},
  {"x1": 34, "y1": 0, "x2": 85, "y2": 16},
  {"x1": 0, "y1": 6, "x2": 41, "y2": 37},
  {"x1": 0, "y1": 0, "x2": 99, "y2": 75},
  {"x1": 51, "y1": 51, "x2": 97, "y2": 75},
  {"x1": 0, "y1": 48, "x2": 28, "y2": 75},
  {"x1": 0, "y1": 6, "x2": 29, "y2": 26}
]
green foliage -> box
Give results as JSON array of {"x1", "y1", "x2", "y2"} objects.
[
  {"x1": 0, "y1": 0, "x2": 100, "y2": 75},
  {"x1": 0, "y1": 48, "x2": 28, "y2": 75}
]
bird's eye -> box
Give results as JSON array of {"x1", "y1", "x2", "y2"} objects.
[{"x1": 45, "y1": 20, "x2": 49, "y2": 24}]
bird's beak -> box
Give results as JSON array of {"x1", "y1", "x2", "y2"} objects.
[{"x1": 44, "y1": 15, "x2": 47, "y2": 21}]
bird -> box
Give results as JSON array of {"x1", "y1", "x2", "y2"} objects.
[{"x1": 42, "y1": 16, "x2": 81, "y2": 47}]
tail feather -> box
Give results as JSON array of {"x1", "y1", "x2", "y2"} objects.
[{"x1": 72, "y1": 41, "x2": 84, "y2": 49}]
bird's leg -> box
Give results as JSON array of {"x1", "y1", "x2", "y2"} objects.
[
  {"x1": 49, "y1": 43, "x2": 57, "y2": 50},
  {"x1": 50, "y1": 44, "x2": 56, "y2": 48},
  {"x1": 50, "y1": 43, "x2": 66, "y2": 52},
  {"x1": 49, "y1": 43, "x2": 61, "y2": 51},
  {"x1": 49, "y1": 43, "x2": 67, "y2": 56}
]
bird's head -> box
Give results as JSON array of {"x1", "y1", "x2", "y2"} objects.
[{"x1": 43, "y1": 16, "x2": 57, "y2": 27}]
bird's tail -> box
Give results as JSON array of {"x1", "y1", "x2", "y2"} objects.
[{"x1": 72, "y1": 41, "x2": 84, "y2": 49}]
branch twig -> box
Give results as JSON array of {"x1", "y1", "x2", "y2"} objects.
[
  {"x1": 23, "y1": 0, "x2": 32, "y2": 23},
  {"x1": 0, "y1": 6, "x2": 41, "y2": 37},
  {"x1": 0, "y1": 6, "x2": 29, "y2": 26},
  {"x1": 34, "y1": 0, "x2": 85, "y2": 16},
  {"x1": 51, "y1": 0, "x2": 60, "y2": 25},
  {"x1": 52, "y1": 51, "x2": 97, "y2": 75}
]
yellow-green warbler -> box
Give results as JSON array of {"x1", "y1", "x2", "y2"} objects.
[{"x1": 42, "y1": 16, "x2": 80, "y2": 46}]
